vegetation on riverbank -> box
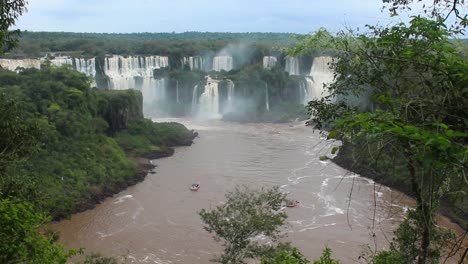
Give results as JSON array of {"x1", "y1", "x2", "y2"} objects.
[
  {"x1": 0, "y1": 62, "x2": 195, "y2": 261},
  {"x1": 294, "y1": 2, "x2": 467, "y2": 263},
  {"x1": 0, "y1": 65, "x2": 196, "y2": 219}
]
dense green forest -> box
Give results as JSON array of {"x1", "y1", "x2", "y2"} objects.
[
  {"x1": 4, "y1": 31, "x2": 297, "y2": 58},
  {"x1": 0, "y1": 63, "x2": 195, "y2": 262},
  {"x1": 0, "y1": 65, "x2": 195, "y2": 219}
]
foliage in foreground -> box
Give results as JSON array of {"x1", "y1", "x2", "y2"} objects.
[
  {"x1": 199, "y1": 186, "x2": 288, "y2": 263},
  {"x1": 260, "y1": 247, "x2": 310, "y2": 264},
  {"x1": 293, "y1": 15, "x2": 467, "y2": 264},
  {"x1": 0, "y1": 199, "x2": 76, "y2": 264},
  {"x1": 312, "y1": 247, "x2": 340, "y2": 264}
]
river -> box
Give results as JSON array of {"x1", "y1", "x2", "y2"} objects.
[{"x1": 54, "y1": 119, "x2": 417, "y2": 263}]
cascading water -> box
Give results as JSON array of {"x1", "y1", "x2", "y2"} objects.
[
  {"x1": 191, "y1": 83, "x2": 200, "y2": 115},
  {"x1": 212, "y1": 56, "x2": 233, "y2": 72},
  {"x1": 182, "y1": 56, "x2": 204, "y2": 71},
  {"x1": 263, "y1": 56, "x2": 277, "y2": 69},
  {"x1": 301, "y1": 77, "x2": 314, "y2": 105},
  {"x1": 224, "y1": 79, "x2": 235, "y2": 113},
  {"x1": 176, "y1": 81, "x2": 180, "y2": 103},
  {"x1": 265, "y1": 83, "x2": 270, "y2": 112},
  {"x1": 285, "y1": 57, "x2": 300, "y2": 75},
  {"x1": 142, "y1": 78, "x2": 167, "y2": 115},
  {"x1": 301, "y1": 56, "x2": 334, "y2": 104},
  {"x1": 0, "y1": 59, "x2": 41, "y2": 71},
  {"x1": 198, "y1": 76, "x2": 220, "y2": 118},
  {"x1": 0, "y1": 57, "x2": 95, "y2": 77},
  {"x1": 50, "y1": 56, "x2": 74, "y2": 67},
  {"x1": 104, "y1": 55, "x2": 169, "y2": 90},
  {"x1": 74, "y1": 58, "x2": 96, "y2": 76}
]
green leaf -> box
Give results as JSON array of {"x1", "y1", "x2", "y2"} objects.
[
  {"x1": 331, "y1": 147, "x2": 339, "y2": 155},
  {"x1": 327, "y1": 130, "x2": 340, "y2": 140}
]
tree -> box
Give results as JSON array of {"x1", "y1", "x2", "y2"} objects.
[
  {"x1": 292, "y1": 15, "x2": 467, "y2": 264},
  {"x1": 312, "y1": 247, "x2": 340, "y2": 264},
  {"x1": 0, "y1": 94, "x2": 40, "y2": 198},
  {"x1": 260, "y1": 247, "x2": 310, "y2": 264},
  {"x1": 0, "y1": 199, "x2": 75, "y2": 264},
  {"x1": 0, "y1": 0, "x2": 28, "y2": 52},
  {"x1": 382, "y1": 0, "x2": 467, "y2": 29},
  {"x1": 199, "y1": 186, "x2": 289, "y2": 264}
]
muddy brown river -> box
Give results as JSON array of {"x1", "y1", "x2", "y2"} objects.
[{"x1": 54, "y1": 119, "x2": 419, "y2": 263}]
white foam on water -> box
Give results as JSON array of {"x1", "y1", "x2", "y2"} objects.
[
  {"x1": 299, "y1": 223, "x2": 337, "y2": 232},
  {"x1": 114, "y1": 194, "x2": 134, "y2": 204}
]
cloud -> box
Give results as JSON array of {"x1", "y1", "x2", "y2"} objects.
[{"x1": 15, "y1": 0, "x2": 397, "y2": 33}]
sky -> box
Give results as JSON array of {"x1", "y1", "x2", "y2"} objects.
[{"x1": 15, "y1": 0, "x2": 412, "y2": 33}]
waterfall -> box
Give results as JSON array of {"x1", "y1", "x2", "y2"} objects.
[
  {"x1": 50, "y1": 56, "x2": 74, "y2": 67},
  {"x1": 263, "y1": 56, "x2": 277, "y2": 69},
  {"x1": 224, "y1": 79, "x2": 235, "y2": 113},
  {"x1": 104, "y1": 55, "x2": 168, "y2": 90},
  {"x1": 191, "y1": 83, "x2": 200, "y2": 115},
  {"x1": 0, "y1": 57, "x2": 95, "y2": 77},
  {"x1": 198, "y1": 76, "x2": 221, "y2": 118},
  {"x1": 285, "y1": 57, "x2": 300, "y2": 75},
  {"x1": 212, "y1": 56, "x2": 233, "y2": 71},
  {"x1": 142, "y1": 78, "x2": 167, "y2": 115},
  {"x1": 0, "y1": 59, "x2": 41, "y2": 71},
  {"x1": 176, "y1": 80, "x2": 180, "y2": 103},
  {"x1": 301, "y1": 77, "x2": 314, "y2": 105},
  {"x1": 142, "y1": 78, "x2": 166, "y2": 103},
  {"x1": 182, "y1": 56, "x2": 204, "y2": 70},
  {"x1": 74, "y1": 58, "x2": 96, "y2": 76},
  {"x1": 301, "y1": 56, "x2": 334, "y2": 104},
  {"x1": 265, "y1": 84, "x2": 270, "y2": 112}
]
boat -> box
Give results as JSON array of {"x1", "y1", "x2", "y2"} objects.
[
  {"x1": 286, "y1": 200, "x2": 299, "y2": 208},
  {"x1": 190, "y1": 183, "x2": 200, "y2": 191}
]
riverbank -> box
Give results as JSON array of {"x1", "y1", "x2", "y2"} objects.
[
  {"x1": 74, "y1": 129, "x2": 198, "y2": 217},
  {"x1": 332, "y1": 144, "x2": 467, "y2": 230}
]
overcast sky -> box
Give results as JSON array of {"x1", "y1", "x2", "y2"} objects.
[{"x1": 15, "y1": 0, "x2": 412, "y2": 33}]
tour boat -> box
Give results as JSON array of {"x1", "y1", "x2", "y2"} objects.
[{"x1": 190, "y1": 183, "x2": 200, "y2": 191}]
